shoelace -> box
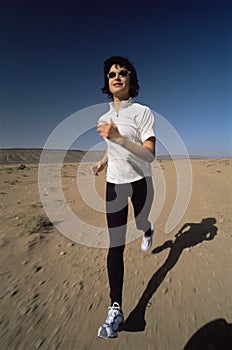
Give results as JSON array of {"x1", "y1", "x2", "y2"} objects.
[{"x1": 105, "y1": 302, "x2": 121, "y2": 324}]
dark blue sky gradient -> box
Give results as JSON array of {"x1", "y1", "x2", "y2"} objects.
[{"x1": 1, "y1": 0, "x2": 231, "y2": 156}]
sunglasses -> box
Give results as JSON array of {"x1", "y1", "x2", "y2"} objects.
[{"x1": 107, "y1": 69, "x2": 131, "y2": 79}]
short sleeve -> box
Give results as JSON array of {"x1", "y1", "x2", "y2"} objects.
[{"x1": 138, "y1": 108, "x2": 155, "y2": 143}]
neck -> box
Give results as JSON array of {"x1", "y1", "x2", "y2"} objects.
[
  {"x1": 113, "y1": 96, "x2": 130, "y2": 113},
  {"x1": 113, "y1": 95, "x2": 129, "y2": 103}
]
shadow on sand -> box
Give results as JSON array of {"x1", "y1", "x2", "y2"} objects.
[
  {"x1": 120, "y1": 217, "x2": 218, "y2": 333},
  {"x1": 183, "y1": 318, "x2": 232, "y2": 350}
]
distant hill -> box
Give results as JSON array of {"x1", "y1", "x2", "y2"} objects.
[{"x1": 0, "y1": 148, "x2": 94, "y2": 164}]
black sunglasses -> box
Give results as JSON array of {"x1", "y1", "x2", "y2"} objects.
[{"x1": 107, "y1": 69, "x2": 131, "y2": 79}]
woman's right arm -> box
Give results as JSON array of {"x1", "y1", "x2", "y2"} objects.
[{"x1": 90, "y1": 150, "x2": 108, "y2": 176}]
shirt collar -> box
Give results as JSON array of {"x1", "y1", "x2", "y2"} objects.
[{"x1": 109, "y1": 97, "x2": 134, "y2": 111}]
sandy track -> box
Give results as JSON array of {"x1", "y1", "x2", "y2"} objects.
[{"x1": 0, "y1": 159, "x2": 231, "y2": 349}]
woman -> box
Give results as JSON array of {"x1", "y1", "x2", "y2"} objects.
[{"x1": 91, "y1": 56, "x2": 156, "y2": 339}]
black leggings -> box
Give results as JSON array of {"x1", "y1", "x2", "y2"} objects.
[{"x1": 106, "y1": 177, "x2": 154, "y2": 307}]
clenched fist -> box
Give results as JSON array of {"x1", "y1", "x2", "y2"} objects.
[{"x1": 97, "y1": 118, "x2": 123, "y2": 140}]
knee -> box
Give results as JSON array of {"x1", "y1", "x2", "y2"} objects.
[{"x1": 108, "y1": 245, "x2": 125, "y2": 258}]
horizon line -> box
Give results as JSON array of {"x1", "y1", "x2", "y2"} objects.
[{"x1": 0, "y1": 147, "x2": 231, "y2": 159}]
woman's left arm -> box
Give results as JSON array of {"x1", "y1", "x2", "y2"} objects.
[
  {"x1": 143, "y1": 137, "x2": 156, "y2": 158},
  {"x1": 115, "y1": 136, "x2": 155, "y2": 163},
  {"x1": 97, "y1": 119, "x2": 156, "y2": 163}
]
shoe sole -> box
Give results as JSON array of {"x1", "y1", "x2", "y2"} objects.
[
  {"x1": 97, "y1": 331, "x2": 118, "y2": 339},
  {"x1": 97, "y1": 334, "x2": 118, "y2": 339}
]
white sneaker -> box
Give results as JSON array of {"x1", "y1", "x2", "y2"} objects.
[
  {"x1": 141, "y1": 225, "x2": 154, "y2": 251},
  {"x1": 97, "y1": 302, "x2": 124, "y2": 339}
]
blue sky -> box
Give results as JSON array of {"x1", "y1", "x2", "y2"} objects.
[{"x1": 1, "y1": 0, "x2": 231, "y2": 157}]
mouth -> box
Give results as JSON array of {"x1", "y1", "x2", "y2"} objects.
[{"x1": 113, "y1": 83, "x2": 123, "y2": 87}]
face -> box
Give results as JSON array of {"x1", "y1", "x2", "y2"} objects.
[{"x1": 107, "y1": 64, "x2": 131, "y2": 100}]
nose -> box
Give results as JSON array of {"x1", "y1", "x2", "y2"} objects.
[{"x1": 115, "y1": 73, "x2": 121, "y2": 79}]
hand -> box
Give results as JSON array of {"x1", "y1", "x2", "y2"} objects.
[
  {"x1": 90, "y1": 161, "x2": 106, "y2": 176},
  {"x1": 97, "y1": 118, "x2": 123, "y2": 140}
]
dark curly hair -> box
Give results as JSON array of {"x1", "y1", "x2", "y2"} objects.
[{"x1": 101, "y1": 56, "x2": 140, "y2": 99}]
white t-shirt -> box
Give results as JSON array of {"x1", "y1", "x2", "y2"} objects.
[{"x1": 98, "y1": 97, "x2": 155, "y2": 184}]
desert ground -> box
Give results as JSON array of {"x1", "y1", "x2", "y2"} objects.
[{"x1": 0, "y1": 156, "x2": 232, "y2": 350}]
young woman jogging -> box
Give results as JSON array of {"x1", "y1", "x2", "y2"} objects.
[{"x1": 91, "y1": 56, "x2": 156, "y2": 339}]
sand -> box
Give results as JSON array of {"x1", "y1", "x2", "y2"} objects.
[{"x1": 0, "y1": 158, "x2": 232, "y2": 350}]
